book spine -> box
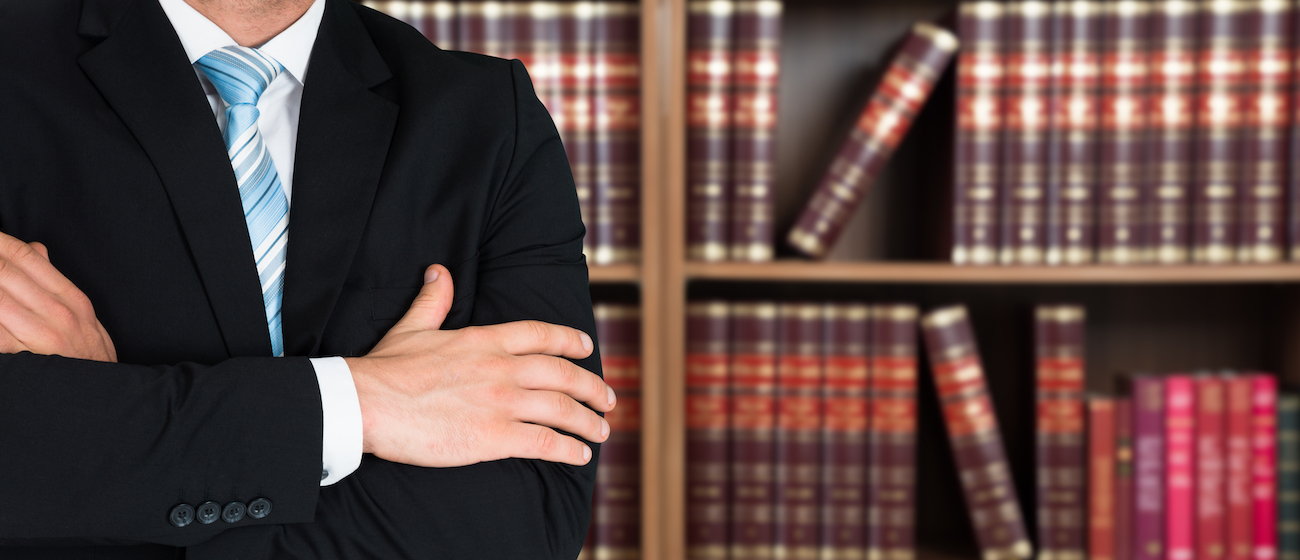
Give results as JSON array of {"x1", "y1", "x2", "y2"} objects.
[
  {"x1": 785, "y1": 24, "x2": 959, "y2": 259},
  {"x1": 1000, "y1": 1, "x2": 1053, "y2": 265},
  {"x1": 426, "y1": 1, "x2": 458, "y2": 50},
  {"x1": 919, "y1": 306, "x2": 1032, "y2": 560},
  {"x1": 1196, "y1": 376, "x2": 1228, "y2": 560},
  {"x1": 1250, "y1": 374, "x2": 1278, "y2": 560},
  {"x1": 1146, "y1": 0, "x2": 1197, "y2": 263},
  {"x1": 1229, "y1": 375, "x2": 1255, "y2": 560},
  {"x1": 730, "y1": 301, "x2": 779, "y2": 560},
  {"x1": 1089, "y1": 398, "x2": 1118, "y2": 560},
  {"x1": 1278, "y1": 393, "x2": 1300, "y2": 560},
  {"x1": 591, "y1": 2, "x2": 641, "y2": 265},
  {"x1": 1097, "y1": 0, "x2": 1150, "y2": 264},
  {"x1": 867, "y1": 304, "x2": 919, "y2": 560},
  {"x1": 687, "y1": 300, "x2": 732, "y2": 560},
  {"x1": 1191, "y1": 0, "x2": 1244, "y2": 263},
  {"x1": 819, "y1": 303, "x2": 870, "y2": 560},
  {"x1": 1132, "y1": 376, "x2": 1165, "y2": 560},
  {"x1": 953, "y1": 1, "x2": 1005, "y2": 266},
  {"x1": 1115, "y1": 397, "x2": 1136, "y2": 560},
  {"x1": 728, "y1": 0, "x2": 781, "y2": 262},
  {"x1": 1044, "y1": 2, "x2": 1101, "y2": 265},
  {"x1": 686, "y1": 0, "x2": 735, "y2": 262},
  {"x1": 520, "y1": 3, "x2": 564, "y2": 124},
  {"x1": 559, "y1": 2, "x2": 596, "y2": 259},
  {"x1": 1165, "y1": 375, "x2": 1196, "y2": 560},
  {"x1": 1291, "y1": 0, "x2": 1300, "y2": 262},
  {"x1": 774, "y1": 303, "x2": 822, "y2": 560},
  {"x1": 457, "y1": 1, "x2": 511, "y2": 57},
  {"x1": 1236, "y1": 0, "x2": 1291, "y2": 263},
  {"x1": 1035, "y1": 305, "x2": 1087, "y2": 560},
  {"x1": 593, "y1": 303, "x2": 642, "y2": 560}
]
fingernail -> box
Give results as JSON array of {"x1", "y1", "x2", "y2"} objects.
[
  {"x1": 580, "y1": 332, "x2": 593, "y2": 353},
  {"x1": 606, "y1": 386, "x2": 617, "y2": 408},
  {"x1": 601, "y1": 419, "x2": 610, "y2": 439},
  {"x1": 424, "y1": 267, "x2": 440, "y2": 284},
  {"x1": 582, "y1": 445, "x2": 592, "y2": 463}
]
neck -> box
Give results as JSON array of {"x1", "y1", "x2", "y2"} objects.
[{"x1": 183, "y1": 0, "x2": 315, "y2": 47}]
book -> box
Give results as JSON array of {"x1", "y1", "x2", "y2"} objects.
[
  {"x1": 1044, "y1": 1, "x2": 1100, "y2": 266},
  {"x1": 1250, "y1": 374, "x2": 1278, "y2": 560},
  {"x1": 590, "y1": 1, "x2": 642, "y2": 265},
  {"x1": 1000, "y1": 1, "x2": 1053, "y2": 265},
  {"x1": 1235, "y1": 0, "x2": 1291, "y2": 263},
  {"x1": 1097, "y1": 0, "x2": 1150, "y2": 264},
  {"x1": 774, "y1": 303, "x2": 823, "y2": 560},
  {"x1": 1190, "y1": 0, "x2": 1242, "y2": 264},
  {"x1": 819, "y1": 303, "x2": 870, "y2": 560},
  {"x1": 730, "y1": 301, "x2": 779, "y2": 560},
  {"x1": 425, "y1": 0, "x2": 458, "y2": 49},
  {"x1": 686, "y1": 300, "x2": 732, "y2": 560},
  {"x1": 1146, "y1": 0, "x2": 1197, "y2": 263},
  {"x1": 867, "y1": 304, "x2": 919, "y2": 560},
  {"x1": 1035, "y1": 305, "x2": 1086, "y2": 560},
  {"x1": 785, "y1": 23, "x2": 958, "y2": 260},
  {"x1": 1279, "y1": 393, "x2": 1300, "y2": 560},
  {"x1": 457, "y1": 1, "x2": 514, "y2": 58},
  {"x1": 560, "y1": 1, "x2": 597, "y2": 259},
  {"x1": 1196, "y1": 376, "x2": 1228, "y2": 560},
  {"x1": 728, "y1": 0, "x2": 781, "y2": 262},
  {"x1": 1115, "y1": 397, "x2": 1136, "y2": 560},
  {"x1": 919, "y1": 305, "x2": 1032, "y2": 560},
  {"x1": 1131, "y1": 376, "x2": 1165, "y2": 560},
  {"x1": 518, "y1": 2, "x2": 565, "y2": 131},
  {"x1": 1229, "y1": 374, "x2": 1255, "y2": 560},
  {"x1": 953, "y1": 1, "x2": 1005, "y2": 266},
  {"x1": 1165, "y1": 375, "x2": 1195, "y2": 560},
  {"x1": 592, "y1": 302, "x2": 642, "y2": 560},
  {"x1": 1089, "y1": 397, "x2": 1117, "y2": 560},
  {"x1": 686, "y1": 0, "x2": 735, "y2": 262}
]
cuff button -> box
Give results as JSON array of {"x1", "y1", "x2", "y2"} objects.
[
  {"x1": 196, "y1": 501, "x2": 221, "y2": 525},
  {"x1": 222, "y1": 501, "x2": 246, "y2": 523},
  {"x1": 168, "y1": 504, "x2": 195, "y2": 528},
  {"x1": 248, "y1": 497, "x2": 273, "y2": 519}
]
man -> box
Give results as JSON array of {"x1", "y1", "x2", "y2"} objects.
[{"x1": 0, "y1": 0, "x2": 610, "y2": 558}]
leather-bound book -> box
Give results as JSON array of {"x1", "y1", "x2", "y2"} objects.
[
  {"x1": 1235, "y1": 0, "x2": 1291, "y2": 263},
  {"x1": 867, "y1": 304, "x2": 919, "y2": 560},
  {"x1": 1227, "y1": 374, "x2": 1254, "y2": 560},
  {"x1": 593, "y1": 302, "x2": 642, "y2": 560},
  {"x1": 728, "y1": 0, "x2": 781, "y2": 262},
  {"x1": 919, "y1": 306, "x2": 1032, "y2": 560},
  {"x1": 1000, "y1": 1, "x2": 1053, "y2": 265},
  {"x1": 591, "y1": 1, "x2": 641, "y2": 265},
  {"x1": 773, "y1": 303, "x2": 823, "y2": 560},
  {"x1": 687, "y1": 300, "x2": 732, "y2": 560},
  {"x1": 1088, "y1": 397, "x2": 1117, "y2": 560},
  {"x1": 686, "y1": 0, "x2": 735, "y2": 262},
  {"x1": 1278, "y1": 393, "x2": 1300, "y2": 560},
  {"x1": 515, "y1": 2, "x2": 565, "y2": 129},
  {"x1": 1190, "y1": 0, "x2": 1243, "y2": 264},
  {"x1": 1164, "y1": 375, "x2": 1195, "y2": 560},
  {"x1": 953, "y1": 1, "x2": 1005, "y2": 266},
  {"x1": 785, "y1": 24, "x2": 958, "y2": 259},
  {"x1": 818, "y1": 303, "x2": 870, "y2": 560},
  {"x1": 457, "y1": 1, "x2": 513, "y2": 57},
  {"x1": 730, "y1": 301, "x2": 780, "y2": 560},
  {"x1": 424, "y1": 1, "x2": 458, "y2": 49},
  {"x1": 1195, "y1": 376, "x2": 1227, "y2": 560},
  {"x1": 1035, "y1": 305, "x2": 1087, "y2": 560},
  {"x1": 1146, "y1": 0, "x2": 1197, "y2": 263},
  {"x1": 1130, "y1": 376, "x2": 1165, "y2": 560},
  {"x1": 1248, "y1": 374, "x2": 1277, "y2": 560},
  {"x1": 1115, "y1": 397, "x2": 1136, "y2": 560},
  {"x1": 1044, "y1": 2, "x2": 1100, "y2": 266},
  {"x1": 1097, "y1": 0, "x2": 1150, "y2": 264},
  {"x1": 560, "y1": 1, "x2": 597, "y2": 259}
]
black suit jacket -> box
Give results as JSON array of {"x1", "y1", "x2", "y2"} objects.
[{"x1": 0, "y1": 0, "x2": 598, "y2": 558}]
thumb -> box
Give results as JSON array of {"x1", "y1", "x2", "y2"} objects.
[
  {"x1": 391, "y1": 264, "x2": 455, "y2": 333},
  {"x1": 29, "y1": 242, "x2": 49, "y2": 260}
]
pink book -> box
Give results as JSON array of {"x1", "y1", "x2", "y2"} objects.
[
  {"x1": 1165, "y1": 375, "x2": 1196, "y2": 560},
  {"x1": 1251, "y1": 374, "x2": 1278, "y2": 560}
]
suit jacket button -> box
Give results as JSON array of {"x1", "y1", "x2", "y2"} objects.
[
  {"x1": 222, "y1": 501, "x2": 246, "y2": 523},
  {"x1": 196, "y1": 501, "x2": 221, "y2": 525},
  {"x1": 247, "y1": 498, "x2": 273, "y2": 519},
  {"x1": 168, "y1": 504, "x2": 195, "y2": 528}
]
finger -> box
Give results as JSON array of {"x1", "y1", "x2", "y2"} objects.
[
  {"x1": 514, "y1": 355, "x2": 615, "y2": 412},
  {"x1": 95, "y1": 321, "x2": 118, "y2": 363},
  {"x1": 508, "y1": 423, "x2": 592, "y2": 466},
  {"x1": 493, "y1": 320, "x2": 593, "y2": 359},
  {"x1": 0, "y1": 323, "x2": 29, "y2": 354},
  {"x1": 390, "y1": 264, "x2": 454, "y2": 334},
  {"x1": 0, "y1": 236, "x2": 77, "y2": 296},
  {"x1": 514, "y1": 389, "x2": 609, "y2": 444},
  {"x1": 0, "y1": 261, "x2": 67, "y2": 342},
  {"x1": 29, "y1": 242, "x2": 48, "y2": 260}
]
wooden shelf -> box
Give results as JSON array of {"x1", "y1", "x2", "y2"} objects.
[
  {"x1": 685, "y1": 261, "x2": 1300, "y2": 284},
  {"x1": 588, "y1": 264, "x2": 641, "y2": 283}
]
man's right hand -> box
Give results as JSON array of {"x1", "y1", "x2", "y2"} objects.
[{"x1": 346, "y1": 264, "x2": 614, "y2": 468}]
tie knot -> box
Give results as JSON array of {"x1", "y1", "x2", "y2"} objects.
[{"x1": 195, "y1": 46, "x2": 284, "y2": 107}]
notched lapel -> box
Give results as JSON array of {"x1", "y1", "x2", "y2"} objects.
[
  {"x1": 282, "y1": 0, "x2": 399, "y2": 356},
  {"x1": 76, "y1": 0, "x2": 273, "y2": 358}
]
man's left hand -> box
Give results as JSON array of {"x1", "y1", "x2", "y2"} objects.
[{"x1": 0, "y1": 232, "x2": 117, "y2": 362}]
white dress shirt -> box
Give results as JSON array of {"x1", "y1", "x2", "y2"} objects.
[{"x1": 158, "y1": 0, "x2": 363, "y2": 487}]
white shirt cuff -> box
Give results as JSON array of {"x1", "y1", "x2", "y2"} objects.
[{"x1": 310, "y1": 356, "x2": 363, "y2": 486}]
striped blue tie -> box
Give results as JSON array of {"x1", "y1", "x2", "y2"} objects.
[{"x1": 195, "y1": 46, "x2": 289, "y2": 357}]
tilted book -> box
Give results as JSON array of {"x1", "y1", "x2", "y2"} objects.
[
  {"x1": 773, "y1": 303, "x2": 823, "y2": 560},
  {"x1": 728, "y1": 0, "x2": 781, "y2": 262},
  {"x1": 729, "y1": 301, "x2": 779, "y2": 560},
  {"x1": 819, "y1": 303, "x2": 870, "y2": 560},
  {"x1": 867, "y1": 304, "x2": 919, "y2": 560},
  {"x1": 686, "y1": 0, "x2": 735, "y2": 262},
  {"x1": 953, "y1": 1, "x2": 1005, "y2": 266},
  {"x1": 686, "y1": 300, "x2": 732, "y2": 560}
]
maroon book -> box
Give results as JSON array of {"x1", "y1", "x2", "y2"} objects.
[
  {"x1": 1195, "y1": 376, "x2": 1227, "y2": 560},
  {"x1": 867, "y1": 304, "x2": 919, "y2": 560},
  {"x1": 457, "y1": 1, "x2": 514, "y2": 58},
  {"x1": 1146, "y1": 0, "x2": 1197, "y2": 263},
  {"x1": 1035, "y1": 305, "x2": 1087, "y2": 560},
  {"x1": 686, "y1": 0, "x2": 735, "y2": 262},
  {"x1": 730, "y1": 301, "x2": 779, "y2": 560},
  {"x1": 590, "y1": 2, "x2": 641, "y2": 265},
  {"x1": 1114, "y1": 397, "x2": 1135, "y2": 560},
  {"x1": 514, "y1": 2, "x2": 565, "y2": 130},
  {"x1": 1191, "y1": 0, "x2": 1242, "y2": 263},
  {"x1": 728, "y1": 0, "x2": 781, "y2": 262},
  {"x1": 1129, "y1": 376, "x2": 1165, "y2": 560},
  {"x1": 1044, "y1": 3, "x2": 1100, "y2": 265},
  {"x1": 1097, "y1": 0, "x2": 1150, "y2": 264},
  {"x1": 559, "y1": 2, "x2": 597, "y2": 259},
  {"x1": 1235, "y1": 0, "x2": 1291, "y2": 263},
  {"x1": 774, "y1": 303, "x2": 823, "y2": 560},
  {"x1": 953, "y1": 1, "x2": 1005, "y2": 266},
  {"x1": 686, "y1": 300, "x2": 731, "y2": 560},
  {"x1": 1089, "y1": 397, "x2": 1117, "y2": 560},
  {"x1": 593, "y1": 302, "x2": 642, "y2": 560},
  {"x1": 819, "y1": 303, "x2": 870, "y2": 559},
  {"x1": 1000, "y1": 1, "x2": 1053, "y2": 265}
]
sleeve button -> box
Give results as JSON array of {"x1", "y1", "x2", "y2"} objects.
[
  {"x1": 247, "y1": 498, "x2": 273, "y2": 519},
  {"x1": 196, "y1": 501, "x2": 221, "y2": 525},
  {"x1": 168, "y1": 504, "x2": 195, "y2": 528},
  {"x1": 222, "y1": 501, "x2": 246, "y2": 523}
]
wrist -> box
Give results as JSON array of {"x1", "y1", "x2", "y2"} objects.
[{"x1": 344, "y1": 357, "x2": 376, "y2": 455}]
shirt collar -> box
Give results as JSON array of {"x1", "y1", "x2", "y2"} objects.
[{"x1": 157, "y1": 0, "x2": 326, "y2": 84}]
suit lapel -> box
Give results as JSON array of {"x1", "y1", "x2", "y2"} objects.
[
  {"x1": 77, "y1": 0, "x2": 272, "y2": 357},
  {"x1": 282, "y1": 0, "x2": 399, "y2": 356}
]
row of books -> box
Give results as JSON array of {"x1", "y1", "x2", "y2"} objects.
[{"x1": 360, "y1": 0, "x2": 642, "y2": 264}]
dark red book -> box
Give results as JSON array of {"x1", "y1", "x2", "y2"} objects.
[
  {"x1": 1097, "y1": 0, "x2": 1150, "y2": 265},
  {"x1": 1130, "y1": 375, "x2": 1165, "y2": 560},
  {"x1": 1146, "y1": 0, "x2": 1197, "y2": 263},
  {"x1": 1165, "y1": 375, "x2": 1195, "y2": 560},
  {"x1": 1115, "y1": 397, "x2": 1135, "y2": 560},
  {"x1": 1227, "y1": 374, "x2": 1253, "y2": 560},
  {"x1": 1196, "y1": 376, "x2": 1227, "y2": 560},
  {"x1": 457, "y1": 1, "x2": 514, "y2": 58},
  {"x1": 867, "y1": 304, "x2": 919, "y2": 560},
  {"x1": 514, "y1": 3, "x2": 565, "y2": 130},
  {"x1": 593, "y1": 302, "x2": 642, "y2": 560},
  {"x1": 1000, "y1": 1, "x2": 1053, "y2": 265},
  {"x1": 1191, "y1": 0, "x2": 1242, "y2": 263},
  {"x1": 559, "y1": 2, "x2": 597, "y2": 259},
  {"x1": 425, "y1": 1, "x2": 458, "y2": 49},
  {"x1": 1044, "y1": 3, "x2": 1100, "y2": 265},
  {"x1": 686, "y1": 0, "x2": 735, "y2": 262},
  {"x1": 1089, "y1": 397, "x2": 1117, "y2": 560},
  {"x1": 785, "y1": 23, "x2": 958, "y2": 259},
  {"x1": 953, "y1": 1, "x2": 1005, "y2": 266},
  {"x1": 920, "y1": 306, "x2": 1032, "y2": 560},
  {"x1": 686, "y1": 300, "x2": 731, "y2": 560},
  {"x1": 590, "y1": 2, "x2": 641, "y2": 265},
  {"x1": 1235, "y1": 1, "x2": 1291, "y2": 263},
  {"x1": 774, "y1": 303, "x2": 822, "y2": 560},
  {"x1": 1035, "y1": 305, "x2": 1086, "y2": 560},
  {"x1": 728, "y1": 0, "x2": 781, "y2": 262},
  {"x1": 819, "y1": 303, "x2": 870, "y2": 560},
  {"x1": 729, "y1": 301, "x2": 779, "y2": 560}
]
